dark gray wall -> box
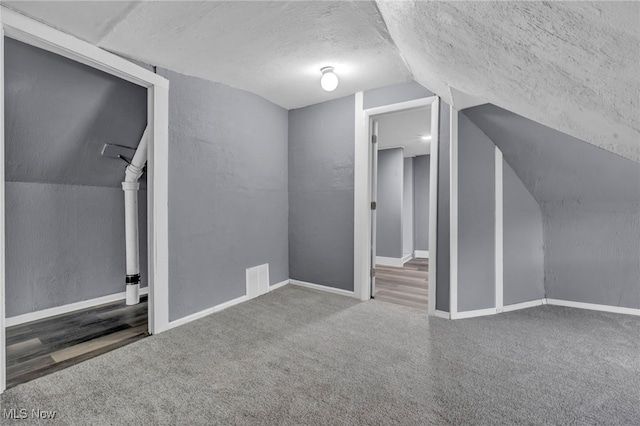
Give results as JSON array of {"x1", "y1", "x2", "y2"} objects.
[
  {"x1": 457, "y1": 113, "x2": 495, "y2": 312},
  {"x1": 363, "y1": 81, "x2": 434, "y2": 110},
  {"x1": 288, "y1": 95, "x2": 355, "y2": 291},
  {"x1": 402, "y1": 157, "x2": 414, "y2": 255},
  {"x1": 436, "y1": 101, "x2": 451, "y2": 312},
  {"x1": 413, "y1": 155, "x2": 430, "y2": 251},
  {"x1": 466, "y1": 104, "x2": 640, "y2": 309},
  {"x1": 158, "y1": 69, "x2": 289, "y2": 321},
  {"x1": 4, "y1": 39, "x2": 148, "y2": 316},
  {"x1": 503, "y1": 160, "x2": 545, "y2": 305},
  {"x1": 376, "y1": 148, "x2": 404, "y2": 258}
]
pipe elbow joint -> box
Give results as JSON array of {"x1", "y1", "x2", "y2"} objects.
[{"x1": 124, "y1": 164, "x2": 145, "y2": 183}]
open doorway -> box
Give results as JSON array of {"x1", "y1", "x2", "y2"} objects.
[
  {"x1": 371, "y1": 107, "x2": 431, "y2": 310},
  {"x1": 3, "y1": 37, "x2": 149, "y2": 388},
  {"x1": 0, "y1": 9, "x2": 169, "y2": 394},
  {"x1": 354, "y1": 95, "x2": 439, "y2": 315}
]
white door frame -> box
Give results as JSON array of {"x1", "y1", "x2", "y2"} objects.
[
  {"x1": 354, "y1": 94, "x2": 440, "y2": 315},
  {"x1": 0, "y1": 7, "x2": 171, "y2": 393},
  {"x1": 369, "y1": 120, "x2": 379, "y2": 298}
]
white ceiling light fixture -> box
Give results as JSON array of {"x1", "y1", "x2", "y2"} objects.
[{"x1": 320, "y1": 66, "x2": 339, "y2": 92}]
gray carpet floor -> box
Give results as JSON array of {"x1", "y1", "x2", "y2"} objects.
[{"x1": 2, "y1": 285, "x2": 639, "y2": 425}]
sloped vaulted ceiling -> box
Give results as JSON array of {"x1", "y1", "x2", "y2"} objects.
[
  {"x1": 376, "y1": 1, "x2": 640, "y2": 162},
  {"x1": 4, "y1": 1, "x2": 639, "y2": 162}
]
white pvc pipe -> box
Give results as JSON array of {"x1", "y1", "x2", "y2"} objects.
[{"x1": 122, "y1": 127, "x2": 149, "y2": 305}]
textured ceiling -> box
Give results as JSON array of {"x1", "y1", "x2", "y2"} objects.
[
  {"x1": 377, "y1": 107, "x2": 431, "y2": 157},
  {"x1": 3, "y1": 1, "x2": 140, "y2": 44},
  {"x1": 4, "y1": 1, "x2": 412, "y2": 110},
  {"x1": 4, "y1": 1, "x2": 638, "y2": 162},
  {"x1": 376, "y1": 1, "x2": 640, "y2": 163}
]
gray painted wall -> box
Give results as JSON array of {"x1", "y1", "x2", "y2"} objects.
[
  {"x1": 542, "y1": 203, "x2": 639, "y2": 308},
  {"x1": 376, "y1": 148, "x2": 404, "y2": 259},
  {"x1": 5, "y1": 183, "x2": 148, "y2": 317},
  {"x1": 503, "y1": 160, "x2": 545, "y2": 305},
  {"x1": 363, "y1": 81, "x2": 434, "y2": 110},
  {"x1": 466, "y1": 104, "x2": 640, "y2": 309},
  {"x1": 4, "y1": 38, "x2": 147, "y2": 187},
  {"x1": 436, "y1": 101, "x2": 451, "y2": 312},
  {"x1": 287, "y1": 81, "x2": 435, "y2": 292},
  {"x1": 402, "y1": 157, "x2": 414, "y2": 256},
  {"x1": 457, "y1": 113, "x2": 495, "y2": 312},
  {"x1": 158, "y1": 69, "x2": 289, "y2": 321},
  {"x1": 413, "y1": 155, "x2": 430, "y2": 251},
  {"x1": 4, "y1": 39, "x2": 148, "y2": 316},
  {"x1": 288, "y1": 95, "x2": 355, "y2": 291}
]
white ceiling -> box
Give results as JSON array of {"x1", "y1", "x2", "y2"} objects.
[
  {"x1": 376, "y1": 1, "x2": 640, "y2": 163},
  {"x1": 376, "y1": 107, "x2": 431, "y2": 157},
  {"x1": 4, "y1": 1, "x2": 638, "y2": 162},
  {"x1": 4, "y1": 1, "x2": 412, "y2": 110}
]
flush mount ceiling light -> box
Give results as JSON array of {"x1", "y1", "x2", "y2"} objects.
[{"x1": 320, "y1": 66, "x2": 338, "y2": 92}]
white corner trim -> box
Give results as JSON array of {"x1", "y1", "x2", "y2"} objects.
[
  {"x1": 450, "y1": 307, "x2": 497, "y2": 320},
  {"x1": 428, "y1": 97, "x2": 439, "y2": 317},
  {"x1": 353, "y1": 91, "x2": 370, "y2": 302},
  {"x1": 495, "y1": 147, "x2": 504, "y2": 312},
  {"x1": 435, "y1": 310, "x2": 450, "y2": 319},
  {"x1": 0, "y1": 12, "x2": 6, "y2": 393},
  {"x1": 148, "y1": 84, "x2": 170, "y2": 335},
  {"x1": 502, "y1": 299, "x2": 546, "y2": 313},
  {"x1": 414, "y1": 250, "x2": 429, "y2": 258},
  {"x1": 449, "y1": 106, "x2": 459, "y2": 316},
  {"x1": 289, "y1": 279, "x2": 356, "y2": 298},
  {"x1": 546, "y1": 299, "x2": 640, "y2": 316},
  {"x1": 376, "y1": 256, "x2": 405, "y2": 268},
  {"x1": 269, "y1": 279, "x2": 289, "y2": 291},
  {"x1": 166, "y1": 295, "x2": 248, "y2": 331},
  {"x1": 5, "y1": 288, "x2": 150, "y2": 327}
]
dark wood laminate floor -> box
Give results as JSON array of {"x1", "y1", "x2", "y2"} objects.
[
  {"x1": 6, "y1": 295, "x2": 149, "y2": 389},
  {"x1": 375, "y1": 258, "x2": 428, "y2": 310}
]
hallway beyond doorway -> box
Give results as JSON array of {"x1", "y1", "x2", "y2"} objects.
[{"x1": 374, "y1": 258, "x2": 428, "y2": 310}]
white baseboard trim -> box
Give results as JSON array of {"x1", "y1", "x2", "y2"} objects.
[
  {"x1": 401, "y1": 253, "x2": 413, "y2": 264},
  {"x1": 269, "y1": 279, "x2": 289, "y2": 291},
  {"x1": 448, "y1": 298, "x2": 639, "y2": 320},
  {"x1": 501, "y1": 298, "x2": 547, "y2": 313},
  {"x1": 414, "y1": 250, "x2": 429, "y2": 258},
  {"x1": 166, "y1": 294, "x2": 247, "y2": 331},
  {"x1": 6, "y1": 287, "x2": 150, "y2": 327},
  {"x1": 450, "y1": 307, "x2": 497, "y2": 320},
  {"x1": 166, "y1": 279, "x2": 290, "y2": 332},
  {"x1": 289, "y1": 279, "x2": 356, "y2": 298},
  {"x1": 546, "y1": 298, "x2": 640, "y2": 316},
  {"x1": 375, "y1": 256, "x2": 405, "y2": 267},
  {"x1": 434, "y1": 310, "x2": 450, "y2": 319}
]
